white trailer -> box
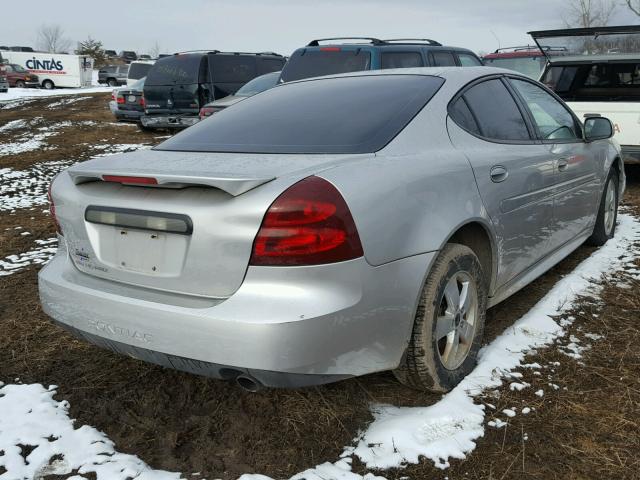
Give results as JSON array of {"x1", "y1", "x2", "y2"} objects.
[{"x1": 1, "y1": 51, "x2": 94, "y2": 89}]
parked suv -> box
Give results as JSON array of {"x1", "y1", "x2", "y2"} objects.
[
  {"x1": 141, "y1": 51, "x2": 286, "y2": 129},
  {"x1": 120, "y1": 51, "x2": 138, "y2": 63},
  {"x1": 1, "y1": 63, "x2": 39, "y2": 88},
  {"x1": 98, "y1": 65, "x2": 129, "y2": 87},
  {"x1": 279, "y1": 37, "x2": 483, "y2": 83},
  {"x1": 530, "y1": 25, "x2": 640, "y2": 164}
]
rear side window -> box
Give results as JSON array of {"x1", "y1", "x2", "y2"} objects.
[
  {"x1": 381, "y1": 52, "x2": 424, "y2": 69},
  {"x1": 544, "y1": 63, "x2": 640, "y2": 101},
  {"x1": 157, "y1": 75, "x2": 444, "y2": 154},
  {"x1": 210, "y1": 55, "x2": 257, "y2": 83},
  {"x1": 458, "y1": 53, "x2": 483, "y2": 66},
  {"x1": 454, "y1": 78, "x2": 531, "y2": 141},
  {"x1": 280, "y1": 49, "x2": 372, "y2": 82},
  {"x1": 432, "y1": 51, "x2": 457, "y2": 67},
  {"x1": 146, "y1": 55, "x2": 203, "y2": 85},
  {"x1": 449, "y1": 97, "x2": 480, "y2": 135}
]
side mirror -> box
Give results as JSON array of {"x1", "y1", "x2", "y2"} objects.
[{"x1": 584, "y1": 116, "x2": 613, "y2": 142}]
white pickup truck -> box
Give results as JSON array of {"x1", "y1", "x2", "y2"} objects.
[{"x1": 530, "y1": 26, "x2": 640, "y2": 164}]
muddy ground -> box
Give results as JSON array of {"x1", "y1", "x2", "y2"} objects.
[{"x1": 0, "y1": 93, "x2": 638, "y2": 479}]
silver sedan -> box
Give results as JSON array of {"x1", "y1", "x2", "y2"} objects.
[{"x1": 39, "y1": 67, "x2": 624, "y2": 392}]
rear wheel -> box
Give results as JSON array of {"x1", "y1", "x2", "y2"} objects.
[
  {"x1": 42, "y1": 80, "x2": 54, "y2": 90},
  {"x1": 587, "y1": 169, "x2": 619, "y2": 246},
  {"x1": 107, "y1": 78, "x2": 118, "y2": 87},
  {"x1": 394, "y1": 244, "x2": 487, "y2": 392},
  {"x1": 15, "y1": 80, "x2": 25, "y2": 88}
]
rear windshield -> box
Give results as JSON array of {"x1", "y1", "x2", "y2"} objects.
[
  {"x1": 129, "y1": 63, "x2": 153, "y2": 80},
  {"x1": 280, "y1": 49, "x2": 372, "y2": 82},
  {"x1": 542, "y1": 63, "x2": 640, "y2": 101},
  {"x1": 483, "y1": 56, "x2": 546, "y2": 79},
  {"x1": 145, "y1": 55, "x2": 202, "y2": 86},
  {"x1": 156, "y1": 74, "x2": 444, "y2": 154}
]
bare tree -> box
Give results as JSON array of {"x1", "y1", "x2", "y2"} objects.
[
  {"x1": 148, "y1": 41, "x2": 162, "y2": 59},
  {"x1": 563, "y1": 0, "x2": 617, "y2": 27},
  {"x1": 624, "y1": 0, "x2": 640, "y2": 16},
  {"x1": 37, "y1": 24, "x2": 72, "y2": 53}
]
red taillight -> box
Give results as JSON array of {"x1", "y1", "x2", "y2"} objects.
[
  {"x1": 116, "y1": 96, "x2": 125, "y2": 104},
  {"x1": 320, "y1": 47, "x2": 341, "y2": 52},
  {"x1": 199, "y1": 106, "x2": 216, "y2": 120},
  {"x1": 47, "y1": 182, "x2": 62, "y2": 235},
  {"x1": 250, "y1": 176, "x2": 363, "y2": 266},
  {"x1": 102, "y1": 175, "x2": 158, "y2": 185},
  {"x1": 139, "y1": 96, "x2": 145, "y2": 107}
]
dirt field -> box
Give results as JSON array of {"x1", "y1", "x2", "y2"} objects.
[{"x1": 1, "y1": 93, "x2": 639, "y2": 480}]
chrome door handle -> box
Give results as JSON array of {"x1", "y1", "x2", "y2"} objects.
[
  {"x1": 557, "y1": 158, "x2": 569, "y2": 171},
  {"x1": 490, "y1": 165, "x2": 508, "y2": 183}
]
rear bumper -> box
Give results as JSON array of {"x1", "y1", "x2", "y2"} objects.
[
  {"x1": 621, "y1": 145, "x2": 640, "y2": 164},
  {"x1": 141, "y1": 114, "x2": 200, "y2": 129},
  {"x1": 114, "y1": 109, "x2": 143, "y2": 122},
  {"x1": 39, "y1": 242, "x2": 432, "y2": 385}
]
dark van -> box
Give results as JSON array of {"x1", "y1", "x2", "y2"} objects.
[{"x1": 141, "y1": 51, "x2": 285, "y2": 129}]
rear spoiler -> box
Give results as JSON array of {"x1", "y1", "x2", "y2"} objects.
[{"x1": 67, "y1": 170, "x2": 274, "y2": 196}]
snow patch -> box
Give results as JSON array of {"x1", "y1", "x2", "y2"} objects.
[
  {"x1": 351, "y1": 213, "x2": 640, "y2": 472},
  {"x1": 0, "y1": 238, "x2": 58, "y2": 276}
]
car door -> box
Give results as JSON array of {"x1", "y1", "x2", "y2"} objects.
[
  {"x1": 447, "y1": 76, "x2": 556, "y2": 288},
  {"x1": 508, "y1": 77, "x2": 601, "y2": 248}
]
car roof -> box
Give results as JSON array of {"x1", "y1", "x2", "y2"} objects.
[{"x1": 295, "y1": 43, "x2": 477, "y2": 54}]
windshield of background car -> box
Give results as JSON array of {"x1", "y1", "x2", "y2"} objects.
[
  {"x1": 12, "y1": 64, "x2": 27, "y2": 73},
  {"x1": 542, "y1": 62, "x2": 640, "y2": 101},
  {"x1": 235, "y1": 71, "x2": 280, "y2": 96},
  {"x1": 280, "y1": 48, "x2": 372, "y2": 82},
  {"x1": 145, "y1": 55, "x2": 202, "y2": 86},
  {"x1": 129, "y1": 63, "x2": 153, "y2": 80},
  {"x1": 156, "y1": 74, "x2": 444, "y2": 154},
  {"x1": 483, "y1": 56, "x2": 546, "y2": 79}
]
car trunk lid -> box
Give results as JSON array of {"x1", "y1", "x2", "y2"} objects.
[{"x1": 54, "y1": 149, "x2": 368, "y2": 298}]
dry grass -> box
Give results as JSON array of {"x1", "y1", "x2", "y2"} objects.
[{"x1": 1, "y1": 98, "x2": 639, "y2": 479}]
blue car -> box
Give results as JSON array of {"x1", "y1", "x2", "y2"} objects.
[{"x1": 279, "y1": 37, "x2": 484, "y2": 82}]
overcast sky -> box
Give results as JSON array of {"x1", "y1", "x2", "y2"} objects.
[{"x1": 4, "y1": 0, "x2": 640, "y2": 56}]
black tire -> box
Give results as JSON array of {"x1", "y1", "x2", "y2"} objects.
[
  {"x1": 137, "y1": 122, "x2": 153, "y2": 132},
  {"x1": 15, "y1": 80, "x2": 25, "y2": 88},
  {"x1": 107, "y1": 78, "x2": 118, "y2": 87},
  {"x1": 587, "y1": 169, "x2": 619, "y2": 246},
  {"x1": 42, "y1": 80, "x2": 54, "y2": 90},
  {"x1": 394, "y1": 244, "x2": 487, "y2": 392}
]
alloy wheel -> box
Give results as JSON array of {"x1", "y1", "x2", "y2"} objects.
[
  {"x1": 604, "y1": 179, "x2": 616, "y2": 235},
  {"x1": 435, "y1": 271, "x2": 479, "y2": 370}
]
